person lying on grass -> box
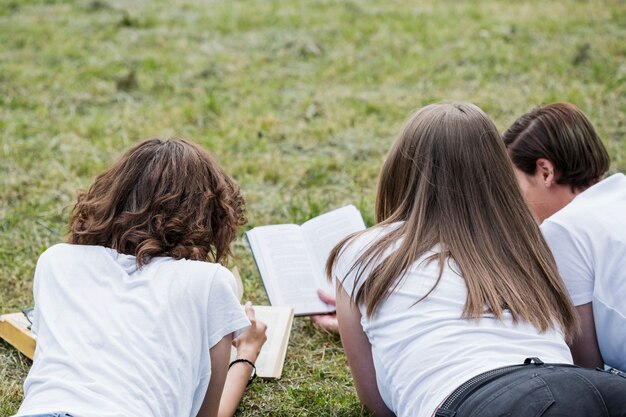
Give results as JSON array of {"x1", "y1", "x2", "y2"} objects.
[
  {"x1": 313, "y1": 102, "x2": 626, "y2": 376},
  {"x1": 14, "y1": 138, "x2": 267, "y2": 417},
  {"x1": 504, "y1": 102, "x2": 626, "y2": 372},
  {"x1": 325, "y1": 103, "x2": 626, "y2": 417}
]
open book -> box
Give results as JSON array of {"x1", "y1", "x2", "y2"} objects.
[
  {"x1": 0, "y1": 311, "x2": 35, "y2": 359},
  {"x1": 246, "y1": 205, "x2": 366, "y2": 316},
  {"x1": 231, "y1": 268, "x2": 294, "y2": 379},
  {"x1": 230, "y1": 305, "x2": 293, "y2": 379}
]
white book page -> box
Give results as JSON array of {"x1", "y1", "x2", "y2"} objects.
[
  {"x1": 301, "y1": 205, "x2": 366, "y2": 296},
  {"x1": 252, "y1": 306, "x2": 293, "y2": 378},
  {"x1": 228, "y1": 306, "x2": 293, "y2": 379},
  {"x1": 247, "y1": 225, "x2": 333, "y2": 315}
]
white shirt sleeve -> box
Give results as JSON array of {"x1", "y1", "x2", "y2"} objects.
[
  {"x1": 206, "y1": 266, "x2": 250, "y2": 348},
  {"x1": 332, "y1": 239, "x2": 362, "y2": 298},
  {"x1": 541, "y1": 220, "x2": 594, "y2": 306},
  {"x1": 333, "y1": 233, "x2": 381, "y2": 299}
]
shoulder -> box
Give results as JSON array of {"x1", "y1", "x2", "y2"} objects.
[
  {"x1": 542, "y1": 174, "x2": 626, "y2": 243},
  {"x1": 548, "y1": 174, "x2": 626, "y2": 225},
  {"x1": 181, "y1": 259, "x2": 233, "y2": 284},
  {"x1": 208, "y1": 264, "x2": 238, "y2": 295},
  {"x1": 332, "y1": 223, "x2": 402, "y2": 297},
  {"x1": 334, "y1": 223, "x2": 400, "y2": 270},
  {"x1": 540, "y1": 212, "x2": 590, "y2": 269},
  {"x1": 40, "y1": 242, "x2": 83, "y2": 256},
  {"x1": 170, "y1": 259, "x2": 238, "y2": 297},
  {"x1": 37, "y1": 243, "x2": 101, "y2": 266}
]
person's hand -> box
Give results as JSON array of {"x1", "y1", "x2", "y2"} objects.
[
  {"x1": 233, "y1": 302, "x2": 268, "y2": 362},
  {"x1": 310, "y1": 289, "x2": 339, "y2": 334}
]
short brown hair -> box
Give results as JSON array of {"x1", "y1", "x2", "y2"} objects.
[
  {"x1": 69, "y1": 138, "x2": 246, "y2": 265},
  {"x1": 503, "y1": 102, "x2": 609, "y2": 190}
]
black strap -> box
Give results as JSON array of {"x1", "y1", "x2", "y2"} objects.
[
  {"x1": 229, "y1": 358, "x2": 257, "y2": 386},
  {"x1": 523, "y1": 357, "x2": 544, "y2": 365}
]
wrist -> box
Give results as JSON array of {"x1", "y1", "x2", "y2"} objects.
[
  {"x1": 228, "y1": 358, "x2": 257, "y2": 386},
  {"x1": 236, "y1": 347, "x2": 260, "y2": 362}
]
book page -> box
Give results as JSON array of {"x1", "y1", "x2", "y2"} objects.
[
  {"x1": 301, "y1": 205, "x2": 366, "y2": 295},
  {"x1": 229, "y1": 306, "x2": 294, "y2": 379},
  {"x1": 247, "y1": 225, "x2": 333, "y2": 315},
  {"x1": 252, "y1": 306, "x2": 293, "y2": 378}
]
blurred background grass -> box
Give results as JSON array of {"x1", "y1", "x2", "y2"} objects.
[{"x1": 1, "y1": 0, "x2": 625, "y2": 415}]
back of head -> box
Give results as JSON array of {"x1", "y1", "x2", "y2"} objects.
[
  {"x1": 503, "y1": 102, "x2": 610, "y2": 190},
  {"x1": 330, "y1": 102, "x2": 578, "y2": 341},
  {"x1": 69, "y1": 138, "x2": 246, "y2": 265},
  {"x1": 377, "y1": 103, "x2": 519, "y2": 226}
]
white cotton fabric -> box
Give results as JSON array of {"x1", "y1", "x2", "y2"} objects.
[
  {"x1": 541, "y1": 173, "x2": 626, "y2": 371},
  {"x1": 334, "y1": 225, "x2": 573, "y2": 417},
  {"x1": 16, "y1": 243, "x2": 250, "y2": 417}
]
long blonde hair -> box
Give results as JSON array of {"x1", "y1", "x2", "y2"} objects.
[{"x1": 327, "y1": 103, "x2": 578, "y2": 341}]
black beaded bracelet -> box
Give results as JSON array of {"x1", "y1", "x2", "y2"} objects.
[{"x1": 228, "y1": 358, "x2": 257, "y2": 386}]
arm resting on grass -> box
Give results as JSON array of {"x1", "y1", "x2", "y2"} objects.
[
  {"x1": 336, "y1": 282, "x2": 395, "y2": 417},
  {"x1": 569, "y1": 302, "x2": 604, "y2": 369}
]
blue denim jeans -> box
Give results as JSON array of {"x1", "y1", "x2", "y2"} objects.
[{"x1": 437, "y1": 364, "x2": 626, "y2": 417}]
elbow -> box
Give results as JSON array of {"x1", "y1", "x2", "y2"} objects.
[{"x1": 357, "y1": 394, "x2": 395, "y2": 417}]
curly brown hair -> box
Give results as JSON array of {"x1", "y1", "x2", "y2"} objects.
[{"x1": 69, "y1": 138, "x2": 246, "y2": 265}]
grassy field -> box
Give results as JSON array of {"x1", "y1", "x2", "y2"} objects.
[{"x1": 1, "y1": 0, "x2": 625, "y2": 415}]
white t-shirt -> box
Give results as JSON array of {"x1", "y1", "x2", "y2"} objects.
[
  {"x1": 334, "y1": 225, "x2": 572, "y2": 417},
  {"x1": 541, "y1": 173, "x2": 626, "y2": 371},
  {"x1": 16, "y1": 243, "x2": 250, "y2": 417}
]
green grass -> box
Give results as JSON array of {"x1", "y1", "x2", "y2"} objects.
[{"x1": 1, "y1": 0, "x2": 625, "y2": 415}]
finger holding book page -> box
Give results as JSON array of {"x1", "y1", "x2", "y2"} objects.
[
  {"x1": 219, "y1": 302, "x2": 268, "y2": 417},
  {"x1": 232, "y1": 302, "x2": 268, "y2": 355},
  {"x1": 310, "y1": 290, "x2": 339, "y2": 333}
]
